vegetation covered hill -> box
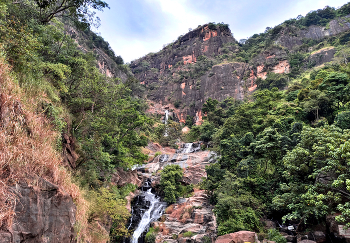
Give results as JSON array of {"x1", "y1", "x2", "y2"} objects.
[
  {"x1": 0, "y1": 0, "x2": 152, "y2": 242},
  {"x1": 177, "y1": 4, "x2": 350, "y2": 240}
]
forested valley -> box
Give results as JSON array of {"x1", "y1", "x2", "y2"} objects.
[{"x1": 1, "y1": 1, "x2": 350, "y2": 243}]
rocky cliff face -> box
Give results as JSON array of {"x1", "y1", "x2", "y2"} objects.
[
  {"x1": 130, "y1": 24, "x2": 244, "y2": 123},
  {"x1": 0, "y1": 179, "x2": 76, "y2": 243},
  {"x1": 131, "y1": 17, "x2": 350, "y2": 123},
  {"x1": 276, "y1": 15, "x2": 350, "y2": 49}
]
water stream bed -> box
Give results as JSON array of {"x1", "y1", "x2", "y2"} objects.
[{"x1": 125, "y1": 179, "x2": 167, "y2": 243}]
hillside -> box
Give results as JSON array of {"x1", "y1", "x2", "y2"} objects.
[{"x1": 0, "y1": 1, "x2": 148, "y2": 242}]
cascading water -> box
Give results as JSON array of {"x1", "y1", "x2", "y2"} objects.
[
  {"x1": 164, "y1": 110, "x2": 169, "y2": 124},
  {"x1": 183, "y1": 143, "x2": 193, "y2": 153},
  {"x1": 164, "y1": 110, "x2": 169, "y2": 137},
  {"x1": 126, "y1": 180, "x2": 167, "y2": 243}
]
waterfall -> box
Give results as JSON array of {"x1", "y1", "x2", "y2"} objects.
[
  {"x1": 131, "y1": 189, "x2": 166, "y2": 243},
  {"x1": 164, "y1": 109, "x2": 169, "y2": 137},
  {"x1": 183, "y1": 143, "x2": 193, "y2": 153},
  {"x1": 127, "y1": 180, "x2": 167, "y2": 243},
  {"x1": 164, "y1": 110, "x2": 169, "y2": 124}
]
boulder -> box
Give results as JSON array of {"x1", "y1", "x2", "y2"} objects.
[
  {"x1": 182, "y1": 126, "x2": 190, "y2": 134},
  {"x1": 327, "y1": 214, "x2": 350, "y2": 242},
  {"x1": 215, "y1": 231, "x2": 258, "y2": 243},
  {"x1": 307, "y1": 231, "x2": 326, "y2": 243},
  {"x1": 284, "y1": 234, "x2": 296, "y2": 242},
  {"x1": 262, "y1": 219, "x2": 276, "y2": 230},
  {"x1": 155, "y1": 190, "x2": 216, "y2": 243}
]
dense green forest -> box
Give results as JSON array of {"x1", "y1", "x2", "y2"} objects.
[{"x1": 185, "y1": 55, "x2": 350, "y2": 238}]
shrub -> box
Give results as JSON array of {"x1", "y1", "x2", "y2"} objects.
[
  {"x1": 268, "y1": 229, "x2": 287, "y2": 243},
  {"x1": 174, "y1": 100, "x2": 181, "y2": 108},
  {"x1": 183, "y1": 231, "x2": 194, "y2": 237},
  {"x1": 145, "y1": 227, "x2": 159, "y2": 243},
  {"x1": 160, "y1": 165, "x2": 183, "y2": 203},
  {"x1": 202, "y1": 236, "x2": 211, "y2": 243}
]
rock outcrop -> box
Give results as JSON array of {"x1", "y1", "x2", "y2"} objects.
[
  {"x1": 142, "y1": 142, "x2": 216, "y2": 186},
  {"x1": 111, "y1": 167, "x2": 144, "y2": 188},
  {"x1": 276, "y1": 15, "x2": 350, "y2": 49},
  {"x1": 215, "y1": 231, "x2": 259, "y2": 243},
  {"x1": 0, "y1": 179, "x2": 76, "y2": 243},
  {"x1": 152, "y1": 190, "x2": 217, "y2": 243},
  {"x1": 130, "y1": 24, "x2": 241, "y2": 123},
  {"x1": 307, "y1": 47, "x2": 336, "y2": 67}
]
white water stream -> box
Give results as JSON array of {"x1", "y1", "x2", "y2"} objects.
[
  {"x1": 131, "y1": 188, "x2": 167, "y2": 243},
  {"x1": 164, "y1": 110, "x2": 169, "y2": 124},
  {"x1": 183, "y1": 143, "x2": 193, "y2": 153},
  {"x1": 164, "y1": 110, "x2": 169, "y2": 137}
]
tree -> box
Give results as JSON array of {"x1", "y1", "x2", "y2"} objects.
[
  {"x1": 160, "y1": 165, "x2": 184, "y2": 203},
  {"x1": 301, "y1": 90, "x2": 330, "y2": 121},
  {"x1": 335, "y1": 111, "x2": 350, "y2": 129},
  {"x1": 214, "y1": 172, "x2": 264, "y2": 235},
  {"x1": 11, "y1": 0, "x2": 108, "y2": 27},
  {"x1": 319, "y1": 72, "x2": 350, "y2": 110},
  {"x1": 273, "y1": 126, "x2": 350, "y2": 225}
]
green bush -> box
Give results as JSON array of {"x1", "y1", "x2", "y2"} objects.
[
  {"x1": 183, "y1": 231, "x2": 194, "y2": 237},
  {"x1": 202, "y1": 235, "x2": 211, "y2": 243},
  {"x1": 145, "y1": 227, "x2": 159, "y2": 243},
  {"x1": 160, "y1": 165, "x2": 193, "y2": 203},
  {"x1": 174, "y1": 100, "x2": 181, "y2": 108},
  {"x1": 268, "y1": 229, "x2": 287, "y2": 243}
]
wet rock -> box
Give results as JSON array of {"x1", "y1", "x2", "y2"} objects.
[
  {"x1": 307, "y1": 231, "x2": 326, "y2": 243},
  {"x1": 298, "y1": 240, "x2": 316, "y2": 243},
  {"x1": 125, "y1": 190, "x2": 140, "y2": 213},
  {"x1": 215, "y1": 231, "x2": 258, "y2": 243},
  {"x1": 154, "y1": 190, "x2": 216, "y2": 243}
]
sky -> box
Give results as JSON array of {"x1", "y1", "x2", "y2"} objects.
[{"x1": 93, "y1": 0, "x2": 350, "y2": 63}]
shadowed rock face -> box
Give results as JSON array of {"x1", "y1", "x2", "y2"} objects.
[{"x1": 1, "y1": 179, "x2": 76, "y2": 243}]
